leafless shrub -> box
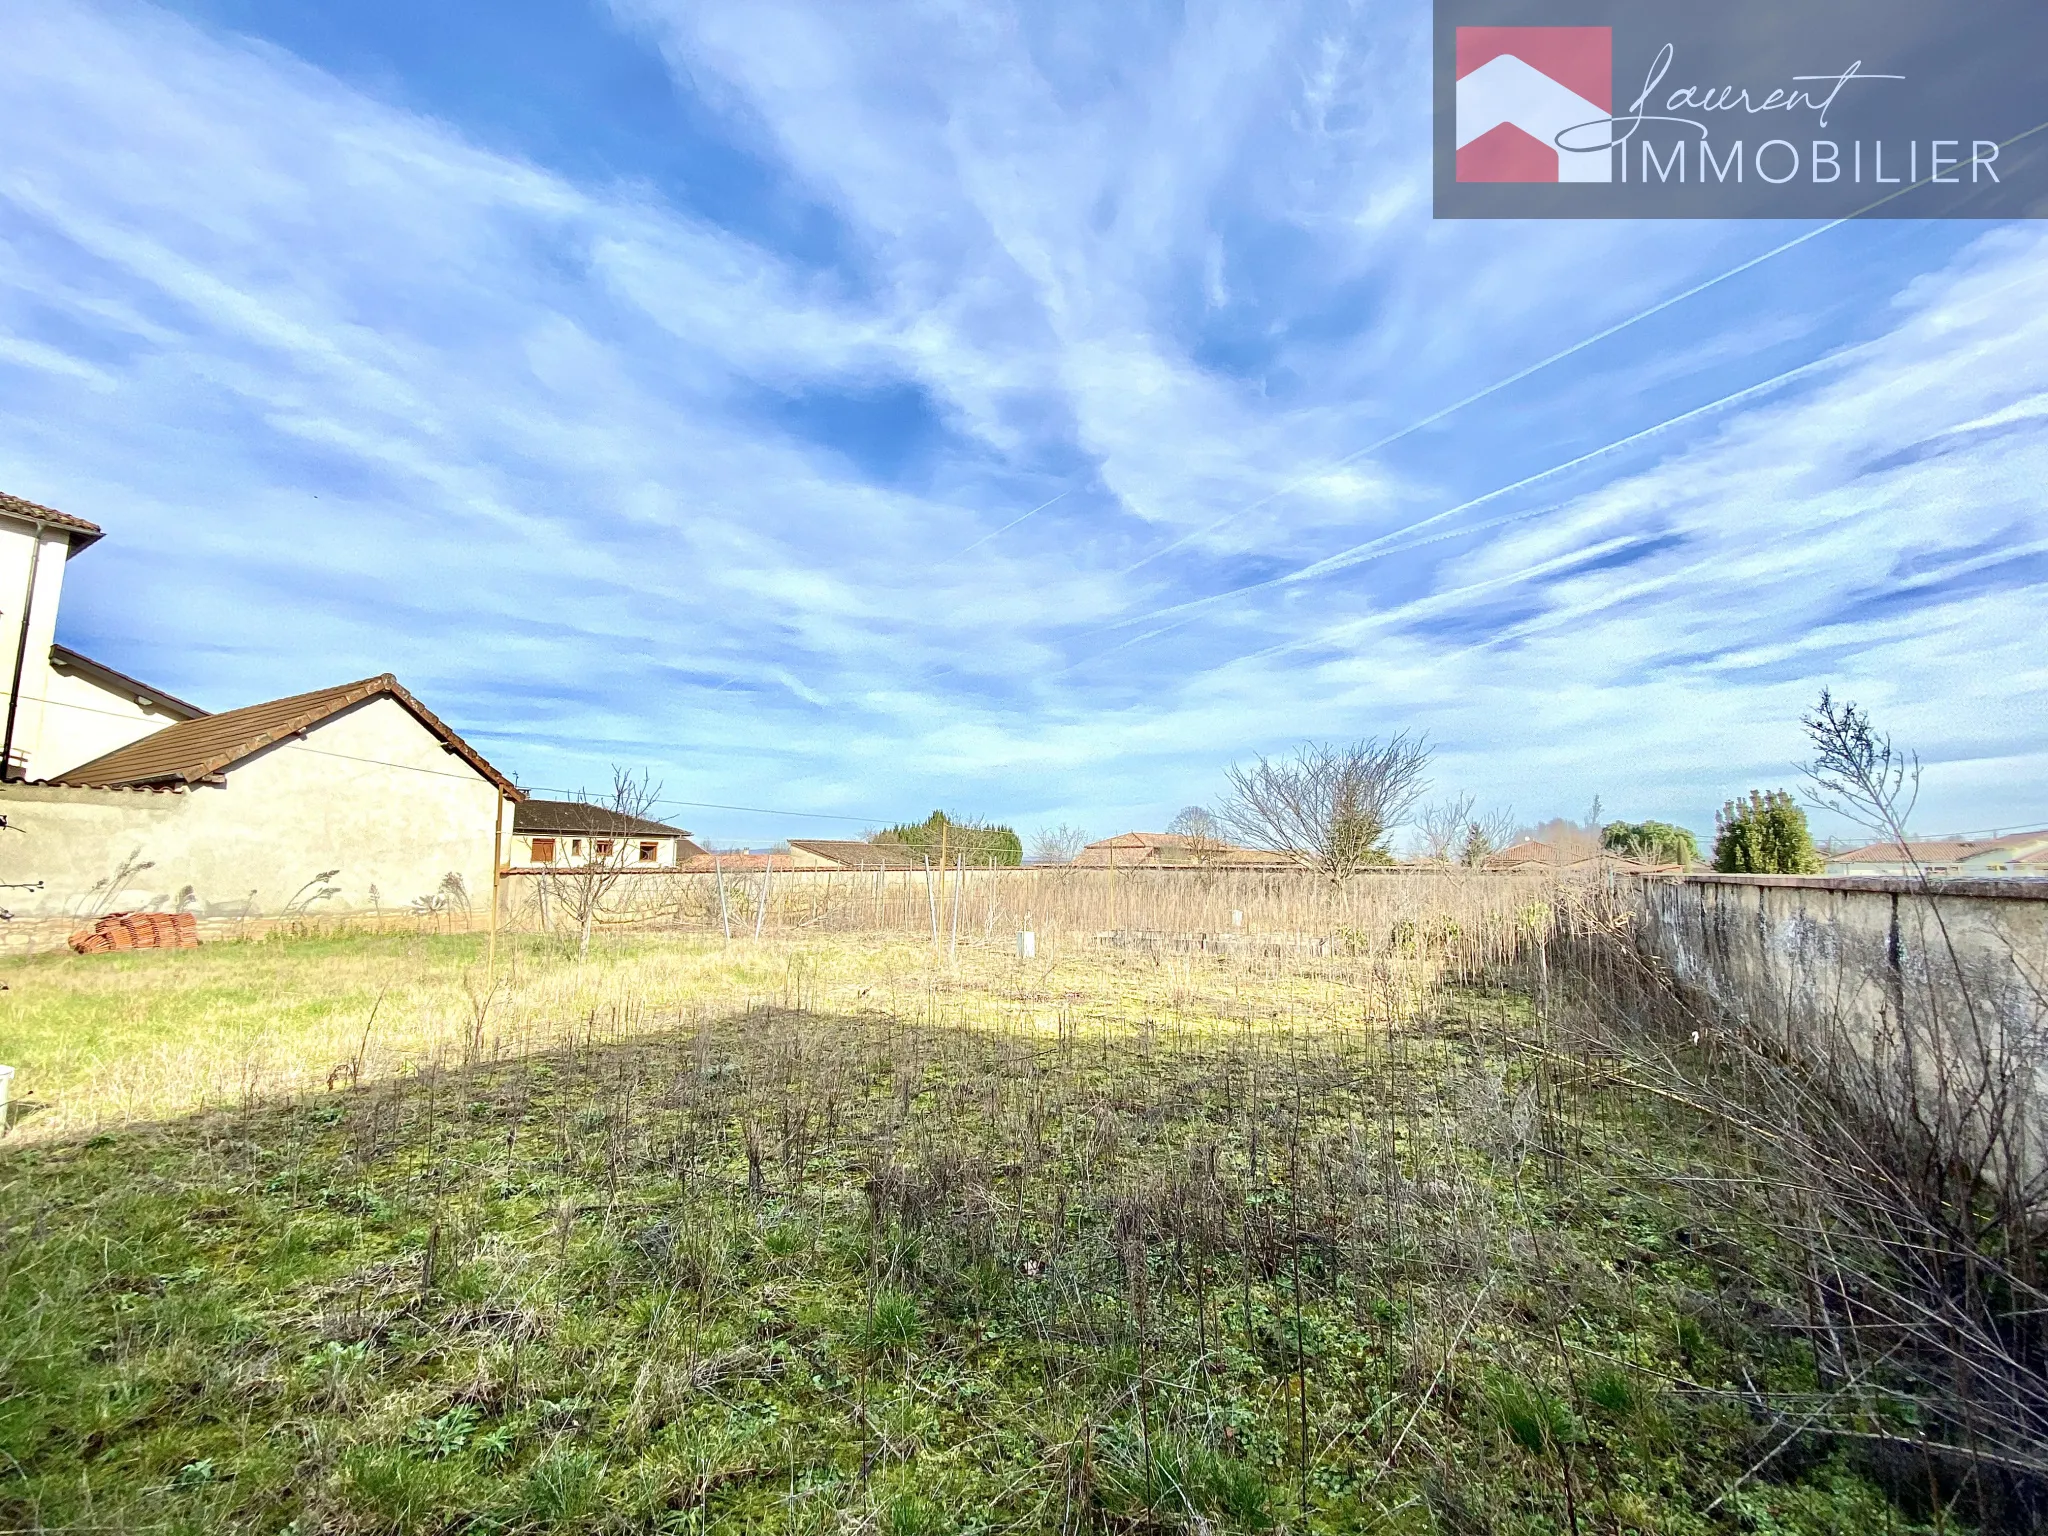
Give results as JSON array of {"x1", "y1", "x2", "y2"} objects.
[
  {"x1": 544, "y1": 767, "x2": 664, "y2": 959},
  {"x1": 1030, "y1": 823, "x2": 1089, "y2": 864},
  {"x1": 1419, "y1": 795, "x2": 1517, "y2": 866},
  {"x1": 1164, "y1": 806, "x2": 1230, "y2": 865}
]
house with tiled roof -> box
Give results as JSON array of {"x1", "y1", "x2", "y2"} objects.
[
  {"x1": 1825, "y1": 834, "x2": 2048, "y2": 878},
  {"x1": 510, "y1": 800, "x2": 703, "y2": 870},
  {"x1": 1072, "y1": 831, "x2": 1302, "y2": 869},
  {"x1": 0, "y1": 492, "x2": 523, "y2": 923}
]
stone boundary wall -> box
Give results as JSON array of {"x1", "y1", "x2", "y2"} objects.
[{"x1": 1629, "y1": 872, "x2": 2048, "y2": 1064}]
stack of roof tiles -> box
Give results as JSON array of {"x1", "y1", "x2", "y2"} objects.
[{"x1": 67, "y1": 911, "x2": 202, "y2": 954}]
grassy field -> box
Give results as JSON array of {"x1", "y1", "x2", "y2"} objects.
[{"x1": 0, "y1": 928, "x2": 1949, "y2": 1533}]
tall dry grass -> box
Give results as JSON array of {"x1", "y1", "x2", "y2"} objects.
[
  {"x1": 1, "y1": 870, "x2": 1583, "y2": 1146},
  {"x1": 510, "y1": 862, "x2": 1561, "y2": 966}
]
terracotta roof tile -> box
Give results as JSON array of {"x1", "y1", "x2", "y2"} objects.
[
  {"x1": 1832, "y1": 837, "x2": 2048, "y2": 865},
  {"x1": 0, "y1": 491, "x2": 104, "y2": 547},
  {"x1": 1073, "y1": 831, "x2": 1300, "y2": 867},
  {"x1": 53, "y1": 673, "x2": 521, "y2": 796}
]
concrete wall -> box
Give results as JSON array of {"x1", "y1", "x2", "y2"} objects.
[
  {"x1": 35, "y1": 661, "x2": 193, "y2": 779},
  {"x1": 1632, "y1": 872, "x2": 2048, "y2": 1076},
  {"x1": 0, "y1": 694, "x2": 511, "y2": 925},
  {"x1": 0, "y1": 520, "x2": 79, "y2": 779}
]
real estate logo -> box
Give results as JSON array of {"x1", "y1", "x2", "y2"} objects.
[
  {"x1": 1454, "y1": 26, "x2": 1611, "y2": 183},
  {"x1": 1434, "y1": 1, "x2": 2048, "y2": 219}
]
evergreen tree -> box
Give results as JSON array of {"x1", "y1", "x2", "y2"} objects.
[
  {"x1": 874, "y1": 810, "x2": 1023, "y2": 867},
  {"x1": 1711, "y1": 791, "x2": 1822, "y2": 874}
]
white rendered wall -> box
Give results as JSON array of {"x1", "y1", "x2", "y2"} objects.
[
  {"x1": 0, "y1": 521, "x2": 77, "y2": 779},
  {"x1": 510, "y1": 833, "x2": 679, "y2": 868},
  {"x1": 34, "y1": 665, "x2": 188, "y2": 780}
]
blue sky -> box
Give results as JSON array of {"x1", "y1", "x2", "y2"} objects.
[{"x1": 2, "y1": 0, "x2": 2043, "y2": 849}]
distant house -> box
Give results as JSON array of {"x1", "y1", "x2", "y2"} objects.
[
  {"x1": 672, "y1": 841, "x2": 922, "y2": 874},
  {"x1": 1482, "y1": 839, "x2": 1604, "y2": 870},
  {"x1": 511, "y1": 800, "x2": 702, "y2": 870},
  {"x1": 1826, "y1": 835, "x2": 2048, "y2": 878},
  {"x1": 1073, "y1": 832, "x2": 1300, "y2": 869}
]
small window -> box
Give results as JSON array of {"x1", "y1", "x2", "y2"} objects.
[
  {"x1": 530, "y1": 837, "x2": 556, "y2": 864},
  {"x1": 639, "y1": 841, "x2": 659, "y2": 863},
  {"x1": 571, "y1": 838, "x2": 583, "y2": 856},
  {"x1": 593, "y1": 838, "x2": 613, "y2": 858}
]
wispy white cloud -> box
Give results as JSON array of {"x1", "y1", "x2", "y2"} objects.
[{"x1": 0, "y1": 0, "x2": 2039, "y2": 844}]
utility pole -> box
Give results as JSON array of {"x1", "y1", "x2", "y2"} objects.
[{"x1": 487, "y1": 790, "x2": 505, "y2": 975}]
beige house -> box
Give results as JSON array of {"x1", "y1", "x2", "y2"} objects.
[
  {"x1": 510, "y1": 800, "x2": 701, "y2": 870},
  {"x1": 0, "y1": 490, "x2": 523, "y2": 924},
  {"x1": 1, "y1": 673, "x2": 522, "y2": 920}
]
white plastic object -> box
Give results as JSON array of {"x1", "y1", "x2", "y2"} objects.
[{"x1": 1017, "y1": 930, "x2": 1036, "y2": 959}]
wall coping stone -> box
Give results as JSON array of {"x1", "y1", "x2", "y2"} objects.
[{"x1": 1636, "y1": 872, "x2": 2048, "y2": 903}]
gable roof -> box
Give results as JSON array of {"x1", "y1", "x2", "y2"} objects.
[
  {"x1": 1091, "y1": 832, "x2": 1189, "y2": 848},
  {"x1": 1483, "y1": 839, "x2": 1604, "y2": 869},
  {"x1": 1081, "y1": 832, "x2": 1212, "y2": 855},
  {"x1": 0, "y1": 491, "x2": 104, "y2": 549},
  {"x1": 48, "y1": 644, "x2": 208, "y2": 722},
  {"x1": 514, "y1": 799, "x2": 691, "y2": 839},
  {"x1": 787, "y1": 838, "x2": 928, "y2": 869},
  {"x1": 53, "y1": 673, "x2": 521, "y2": 796}
]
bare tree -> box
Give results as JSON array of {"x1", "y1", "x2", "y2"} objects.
[
  {"x1": 1166, "y1": 805, "x2": 1228, "y2": 864},
  {"x1": 1216, "y1": 736, "x2": 1431, "y2": 880},
  {"x1": 1803, "y1": 688, "x2": 1920, "y2": 851},
  {"x1": 1418, "y1": 794, "x2": 1515, "y2": 866},
  {"x1": 1028, "y1": 823, "x2": 1088, "y2": 865},
  {"x1": 546, "y1": 767, "x2": 665, "y2": 959},
  {"x1": 1417, "y1": 794, "x2": 1475, "y2": 863}
]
